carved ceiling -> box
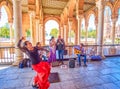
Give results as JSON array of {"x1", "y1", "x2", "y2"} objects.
[{"x1": 0, "y1": 0, "x2": 117, "y2": 16}]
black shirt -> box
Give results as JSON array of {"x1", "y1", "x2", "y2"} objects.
[{"x1": 17, "y1": 40, "x2": 42, "y2": 65}]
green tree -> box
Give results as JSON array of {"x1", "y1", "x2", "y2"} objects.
[
  {"x1": 0, "y1": 27, "x2": 10, "y2": 38},
  {"x1": 81, "y1": 29, "x2": 86, "y2": 38},
  {"x1": 26, "y1": 29, "x2": 31, "y2": 37},
  {"x1": 88, "y1": 29, "x2": 96, "y2": 38},
  {"x1": 50, "y1": 28, "x2": 59, "y2": 37},
  {"x1": 69, "y1": 30, "x2": 75, "y2": 38},
  {"x1": 115, "y1": 38, "x2": 120, "y2": 44}
]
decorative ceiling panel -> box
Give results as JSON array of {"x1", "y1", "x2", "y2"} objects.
[
  {"x1": 42, "y1": 0, "x2": 69, "y2": 15},
  {"x1": 84, "y1": 0, "x2": 95, "y2": 12}
]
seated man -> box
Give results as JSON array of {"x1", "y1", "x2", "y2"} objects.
[{"x1": 76, "y1": 43, "x2": 87, "y2": 67}]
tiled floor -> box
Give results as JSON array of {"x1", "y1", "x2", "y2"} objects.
[{"x1": 0, "y1": 57, "x2": 120, "y2": 89}]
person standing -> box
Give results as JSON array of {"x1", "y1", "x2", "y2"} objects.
[
  {"x1": 48, "y1": 36, "x2": 56, "y2": 63},
  {"x1": 17, "y1": 37, "x2": 50, "y2": 89},
  {"x1": 56, "y1": 35, "x2": 65, "y2": 65}
]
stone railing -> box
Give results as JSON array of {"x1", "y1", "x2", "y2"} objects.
[{"x1": 0, "y1": 44, "x2": 120, "y2": 64}]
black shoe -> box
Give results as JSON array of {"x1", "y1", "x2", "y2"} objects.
[
  {"x1": 32, "y1": 84, "x2": 39, "y2": 88},
  {"x1": 83, "y1": 64, "x2": 87, "y2": 67}
]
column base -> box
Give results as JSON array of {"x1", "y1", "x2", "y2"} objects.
[
  {"x1": 109, "y1": 46, "x2": 116, "y2": 55},
  {"x1": 101, "y1": 54, "x2": 106, "y2": 59},
  {"x1": 12, "y1": 56, "x2": 23, "y2": 66},
  {"x1": 12, "y1": 61, "x2": 20, "y2": 66}
]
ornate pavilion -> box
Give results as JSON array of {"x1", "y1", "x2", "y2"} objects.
[{"x1": 0, "y1": 0, "x2": 120, "y2": 65}]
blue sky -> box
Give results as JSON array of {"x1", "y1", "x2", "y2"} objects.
[{"x1": 0, "y1": 7, "x2": 8, "y2": 27}]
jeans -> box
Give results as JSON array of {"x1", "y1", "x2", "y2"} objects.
[
  {"x1": 77, "y1": 54, "x2": 87, "y2": 65},
  {"x1": 58, "y1": 50, "x2": 64, "y2": 61}
]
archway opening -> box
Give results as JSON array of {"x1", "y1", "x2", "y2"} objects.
[
  {"x1": 0, "y1": 6, "x2": 13, "y2": 43},
  {"x1": 68, "y1": 30, "x2": 75, "y2": 45},
  {"x1": 104, "y1": 6, "x2": 112, "y2": 44},
  {"x1": 45, "y1": 20, "x2": 59, "y2": 45},
  {"x1": 81, "y1": 18, "x2": 85, "y2": 43},
  {"x1": 88, "y1": 14, "x2": 96, "y2": 44}
]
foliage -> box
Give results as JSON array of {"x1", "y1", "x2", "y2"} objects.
[
  {"x1": 26, "y1": 29, "x2": 31, "y2": 37},
  {"x1": 81, "y1": 29, "x2": 86, "y2": 38},
  {"x1": 88, "y1": 29, "x2": 96, "y2": 38},
  {"x1": 0, "y1": 26, "x2": 10, "y2": 38},
  {"x1": 115, "y1": 38, "x2": 120, "y2": 44},
  {"x1": 69, "y1": 30, "x2": 75, "y2": 38},
  {"x1": 50, "y1": 28, "x2": 59, "y2": 37}
]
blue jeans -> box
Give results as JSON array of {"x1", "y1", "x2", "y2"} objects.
[
  {"x1": 42, "y1": 55, "x2": 47, "y2": 61},
  {"x1": 58, "y1": 50, "x2": 64, "y2": 61},
  {"x1": 77, "y1": 54, "x2": 87, "y2": 65}
]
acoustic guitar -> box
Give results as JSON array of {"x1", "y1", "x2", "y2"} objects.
[{"x1": 74, "y1": 48, "x2": 81, "y2": 54}]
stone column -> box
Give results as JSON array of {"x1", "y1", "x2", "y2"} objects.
[
  {"x1": 85, "y1": 21, "x2": 88, "y2": 44},
  {"x1": 43, "y1": 25, "x2": 45, "y2": 45},
  {"x1": 108, "y1": 18, "x2": 117, "y2": 55},
  {"x1": 9, "y1": 22, "x2": 13, "y2": 43},
  {"x1": 76, "y1": 15, "x2": 82, "y2": 45},
  {"x1": 59, "y1": 26, "x2": 61, "y2": 36},
  {"x1": 12, "y1": 0, "x2": 23, "y2": 65},
  {"x1": 29, "y1": 12, "x2": 34, "y2": 44},
  {"x1": 60, "y1": 26, "x2": 64, "y2": 38},
  {"x1": 36, "y1": 19, "x2": 39, "y2": 42},
  {"x1": 111, "y1": 18, "x2": 117, "y2": 44},
  {"x1": 95, "y1": 20, "x2": 98, "y2": 44},
  {"x1": 64, "y1": 25, "x2": 67, "y2": 44},
  {"x1": 68, "y1": 18, "x2": 72, "y2": 44},
  {"x1": 96, "y1": 0, "x2": 105, "y2": 58},
  {"x1": 39, "y1": 24, "x2": 42, "y2": 42}
]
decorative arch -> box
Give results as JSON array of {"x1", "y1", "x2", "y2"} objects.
[
  {"x1": 0, "y1": 0, "x2": 13, "y2": 22},
  {"x1": 86, "y1": 10, "x2": 96, "y2": 22},
  {"x1": 105, "y1": 2, "x2": 114, "y2": 18},
  {"x1": 43, "y1": 16, "x2": 60, "y2": 26},
  {"x1": 114, "y1": 0, "x2": 120, "y2": 18}
]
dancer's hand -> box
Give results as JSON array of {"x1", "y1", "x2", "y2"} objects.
[
  {"x1": 47, "y1": 52, "x2": 50, "y2": 58},
  {"x1": 21, "y1": 37, "x2": 25, "y2": 40}
]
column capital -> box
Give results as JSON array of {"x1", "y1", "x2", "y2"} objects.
[
  {"x1": 111, "y1": 18, "x2": 117, "y2": 23},
  {"x1": 96, "y1": 0, "x2": 104, "y2": 10},
  {"x1": 12, "y1": 0, "x2": 22, "y2": 2},
  {"x1": 35, "y1": 19, "x2": 39, "y2": 22},
  {"x1": 8, "y1": 18, "x2": 13, "y2": 23},
  {"x1": 111, "y1": 15, "x2": 118, "y2": 23},
  {"x1": 68, "y1": 17, "x2": 73, "y2": 22},
  {"x1": 35, "y1": 15, "x2": 39, "y2": 19},
  {"x1": 76, "y1": 15, "x2": 83, "y2": 20},
  {"x1": 29, "y1": 11, "x2": 35, "y2": 18}
]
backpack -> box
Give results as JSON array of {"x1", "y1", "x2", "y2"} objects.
[
  {"x1": 69, "y1": 59, "x2": 75, "y2": 68},
  {"x1": 90, "y1": 55, "x2": 102, "y2": 61},
  {"x1": 19, "y1": 58, "x2": 31, "y2": 68}
]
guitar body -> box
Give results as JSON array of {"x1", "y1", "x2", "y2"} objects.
[{"x1": 74, "y1": 48, "x2": 81, "y2": 54}]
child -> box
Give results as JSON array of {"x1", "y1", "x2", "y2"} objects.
[{"x1": 36, "y1": 42, "x2": 48, "y2": 61}]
